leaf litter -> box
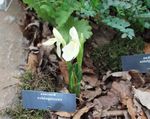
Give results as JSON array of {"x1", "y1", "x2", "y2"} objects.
[{"x1": 13, "y1": 5, "x2": 150, "y2": 119}]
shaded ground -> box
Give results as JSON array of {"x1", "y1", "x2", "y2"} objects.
[{"x1": 0, "y1": 0, "x2": 24, "y2": 118}]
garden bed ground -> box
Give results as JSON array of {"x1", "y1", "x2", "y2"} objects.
[{"x1": 1, "y1": 1, "x2": 150, "y2": 119}]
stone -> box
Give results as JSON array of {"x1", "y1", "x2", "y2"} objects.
[{"x1": 0, "y1": 0, "x2": 24, "y2": 118}]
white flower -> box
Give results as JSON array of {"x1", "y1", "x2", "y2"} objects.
[
  {"x1": 0, "y1": 0, "x2": 4, "y2": 5},
  {"x1": 42, "y1": 28, "x2": 66, "y2": 57},
  {"x1": 62, "y1": 27, "x2": 80, "y2": 61}
]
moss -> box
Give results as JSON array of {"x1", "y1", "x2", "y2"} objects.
[
  {"x1": 91, "y1": 37, "x2": 144, "y2": 75},
  {"x1": 3, "y1": 71, "x2": 56, "y2": 119},
  {"x1": 20, "y1": 71, "x2": 56, "y2": 91},
  {"x1": 5, "y1": 105, "x2": 51, "y2": 119}
]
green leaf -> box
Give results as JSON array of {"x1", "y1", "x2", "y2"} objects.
[
  {"x1": 54, "y1": 0, "x2": 81, "y2": 27},
  {"x1": 103, "y1": 16, "x2": 135, "y2": 39},
  {"x1": 55, "y1": 9, "x2": 74, "y2": 27},
  {"x1": 145, "y1": 0, "x2": 150, "y2": 8},
  {"x1": 23, "y1": 0, "x2": 34, "y2": 7},
  {"x1": 39, "y1": 5, "x2": 54, "y2": 22},
  {"x1": 23, "y1": 0, "x2": 81, "y2": 27},
  {"x1": 135, "y1": 13, "x2": 150, "y2": 18},
  {"x1": 58, "y1": 17, "x2": 92, "y2": 43},
  {"x1": 144, "y1": 22, "x2": 150, "y2": 28}
]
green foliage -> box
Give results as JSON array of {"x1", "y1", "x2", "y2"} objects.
[
  {"x1": 58, "y1": 17, "x2": 92, "y2": 43},
  {"x1": 77, "y1": 0, "x2": 100, "y2": 18},
  {"x1": 99, "y1": 0, "x2": 150, "y2": 39},
  {"x1": 145, "y1": 0, "x2": 150, "y2": 8},
  {"x1": 23, "y1": 0, "x2": 80, "y2": 26},
  {"x1": 103, "y1": 16, "x2": 135, "y2": 39},
  {"x1": 67, "y1": 34, "x2": 85, "y2": 95},
  {"x1": 23, "y1": 0, "x2": 150, "y2": 40},
  {"x1": 23, "y1": 0, "x2": 92, "y2": 41},
  {"x1": 91, "y1": 37, "x2": 144, "y2": 74}
]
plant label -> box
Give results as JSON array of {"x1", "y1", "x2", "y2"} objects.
[
  {"x1": 22, "y1": 90, "x2": 76, "y2": 112},
  {"x1": 121, "y1": 54, "x2": 150, "y2": 73}
]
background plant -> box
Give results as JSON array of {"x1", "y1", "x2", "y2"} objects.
[
  {"x1": 42, "y1": 27, "x2": 85, "y2": 95},
  {"x1": 23, "y1": 0, "x2": 92, "y2": 42},
  {"x1": 23, "y1": 0, "x2": 150, "y2": 40},
  {"x1": 91, "y1": 37, "x2": 144, "y2": 74},
  {"x1": 67, "y1": 34, "x2": 85, "y2": 95},
  {"x1": 98, "y1": 0, "x2": 150, "y2": 39}
]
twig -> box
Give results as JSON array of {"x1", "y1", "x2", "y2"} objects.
[{"x1": 101, "y1": 110, "x2": 128, "y2": 117}]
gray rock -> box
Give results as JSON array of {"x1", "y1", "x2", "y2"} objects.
[{"x1": 0, "y1": 0, "x2": 24, "y2": 118}]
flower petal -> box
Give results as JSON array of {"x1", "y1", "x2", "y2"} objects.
[
  {"x1": 42, "y1": 38, "x2": 57, "y2": 46},
  {"x1": 53, "y1": 28, "x2": 66, "y2": 46},
  {"x1": 62, "y1": 41, "x2": 80, "y2": 61},
  {"x1": 69, "y1": 27, "x2": 79, "y2": 42},
  {"x1": 56, "y1": 42, "x2": 61, "y2": 58}
]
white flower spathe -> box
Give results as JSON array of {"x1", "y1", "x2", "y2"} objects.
[
  {"x1": 42, "y1": 28, "x2": 66, "y2": 57},
  {"x1": 0, "y1": 0, "x2": 4, "y2": 4},
  {"x1": 62, "y1": 27, "x2": 80, "y2": 61}
]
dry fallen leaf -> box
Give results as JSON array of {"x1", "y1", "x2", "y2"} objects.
[
  {"x1": 92, "y1": 110, "x2": 102, "y2": 118},
  {"x1": 134, "y1": 88, "x2": 150, "y2": 110},
  {"x1": 81, "y1": 80, "x2": 93, "y2": 90},
  {"x1": 73, "y1": 103, "x2": 94, "y2": 119},
  {"x1": 129, "y1": 70, "x2": 145, "y2": 88},
  {"x1": 57, "y1": 117, "x2": 70, "y2": 119},
  {"x1": 26, "y1": 51, "x2": 40, "y2": 73},
  {"x1": 127, "y1": 98, "x2": 147, "y2": 119},
  {"x1": 111, "y1": 81, "x2": 132, "y2": 105},
  {"x1": 126, "y1": 98, "x2": 137, "y2": 119},
  {"x1": 81, "y1": 87, "x2": 102, "y2": 101},
  {"x1": 83, "y1": 75, "x2": 99, "y2": 87},
  {"x1": 24, "y1": 20, "x2": 40, "y2": 30},
  {"x1": 111, "y1": 71, "x2": 132, "y2": 80},
  {"x1": 102, "y1": 71, "x2": 112, "y2": 82},
  {"x1": 103, "y1": 71, "x2": 131, "y2": 81},
  {"x1": 55, "y1": 112, "x2": 74, "y2": 118},
  {"x1": 144, "y1": 43, "x2": 150, "y2": 54},
  {"x1": 59, "y1": 60, "x2": 69, "y2": 84},
  {"x1": 94, "y1": 91, "x2": 119, "y2": 109},
  {"x1": 101, "y1": 110, "x2": 128, "y2": 118},
  {"x1": 133, "y1": 99, "x2": 147, "y2": 119},
  {"x1": 42, "y1": 22, "x2": 51, "y2": 38},
  {"x1": 144, "y1": 110, "x2": 150, "y2": 119}
]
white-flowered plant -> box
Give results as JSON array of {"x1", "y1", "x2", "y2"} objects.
[
  {"x1": 62, "y1": 27, "x2": 81, "y2": 61},
  {"x1": 42, "y1": 26, "x2": 85, "y2": 95},
  {"x1": 42, "y1": 28, "x2": 66, "y2": 57}
]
